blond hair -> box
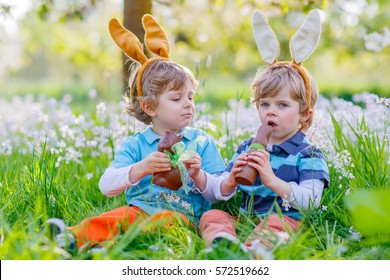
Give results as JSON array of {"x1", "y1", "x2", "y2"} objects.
[
  {"x1": 251, "y1": 63, "x2": 318, "y2": 131},
  {"x1": 124, "y1": 60, "x2": 199, "y2": 124}
]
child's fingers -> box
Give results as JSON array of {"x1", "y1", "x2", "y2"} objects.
[
  {"x1": 189, "y1": 164, "x2": 201, "y2": 170},
  {"x1": 249, "y1": 151, "x2": 268, "y2": 164},
  {"x1": 183, "y1": 154, "x2": 201, "y2": 164},
  {"x1": 234, "y1": 159, "x2": 248, "y2": 167},
  {"x1": 236, "y1": 153, "x2": 248, "y2": 160},
  {"x1": 250, "y1": 150, "x2": 269, "y2": 160},
  {"x1": 153, "y1": 162, "x2": 172, "y2": 172},
  {"x1": 230, "y1": 166, "x2": 242, "y2": 175}
]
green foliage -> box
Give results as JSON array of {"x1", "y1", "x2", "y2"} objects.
[
  {"x1": 36, "y1": 0, "x2": 101, "y2": 21},
  {"x1": 3, "y1": 0, "x2": 390, "y2": 101},
  {"x1": 330, "y1": 115, "x2": 389, "y2": 190},
  {"x1": 1, "y1": 103, "x2": 390, "y2": 260},
  {"x1": 345, "y1": 189, "x2": 390, "y2": 238}
]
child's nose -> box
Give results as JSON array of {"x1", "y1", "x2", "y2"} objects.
[
  {"x1": 184, "y1": 98, "x2": 192, "y2": 108},
  {"x1": 267, "y1": 105, "x2": 276, "y2": 115}
]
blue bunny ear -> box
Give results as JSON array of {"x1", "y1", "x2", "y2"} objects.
[
  {"x1": 290, "y1": 9, "x2": 322, "y2": 64},
  {"x1": 252, "y1": 11, "x2": 280, "y2": 64}
]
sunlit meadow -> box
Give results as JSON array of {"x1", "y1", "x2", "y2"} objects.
[{"x1": 0, "y1": 91, "x2": 389, "y2": 260}]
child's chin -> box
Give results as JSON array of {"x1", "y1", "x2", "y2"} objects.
[{"x1": 181, "y1": 120, "x2": 192, "y2": 127}]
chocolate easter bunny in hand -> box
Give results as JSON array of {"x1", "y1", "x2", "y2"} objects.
[
  {"x1": 235, "y1": 125, "x2": 273, "y2": 185},
  {"x1": 235, "y1": 10, "x2": 322, "y2": 185},
  {"x1": 152, "y1": 131, "x2": 184, "y2": 191}
]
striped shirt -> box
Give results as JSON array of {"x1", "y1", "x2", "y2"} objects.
[{"x1": 227, "y1": 131, "x2": 329, "y2": 220}]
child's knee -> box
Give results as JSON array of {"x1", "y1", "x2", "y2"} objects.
[
  {"x1": 199, "y1": 209, "x2": 235, "y2": 232},
  {"x1": 200, "y1": 209, "x2": 231, "y2": 225}
]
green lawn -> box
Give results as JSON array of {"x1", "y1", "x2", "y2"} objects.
[{"x1": 0, "y1": 90, "x2": 389, "y2": 260}]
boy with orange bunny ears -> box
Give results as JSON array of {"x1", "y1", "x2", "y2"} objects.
[
  {"x1": 198, "y1": 10, "x2": 330, "y2": 258},
  {"x1": 45, "y1": 14, "x2": 225, "y2": 250}
]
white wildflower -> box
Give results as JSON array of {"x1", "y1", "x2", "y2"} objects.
[
  {"x1": 96, "y1": 102, "x2": 106, "y2": 115},
  {"x1": 281, "y1": 194, "x2": 291, "y2": 211},
  {"x1": 148, "y1": 245, "x2": 159, "y2": 251},
  {"x1": 55, "y1": 156, "x2": 63, "y2": 168},
  {"x1": 74, "y1": 115, "x2": 85, "y2": 125},
  {"x1": 0, "y1": 140, "x2": 12, "y2": 156},
  {"x1": 88, "y1": 88, "x2": 98, "y2": 99},
  {"x1": 348, "y1": 226, "x2": 361, "y2": 241},
  {"x1": 276, "y1": 231, "x2": 290, "y2": 244},
  {"x1": 248, "y1": 240, "x2": 274, "y2": 260},
  {"x1": 62, "y1": 94, "x2": 72, "y2": 104},
  {"x1": 364, "y1": 30, "x2": 390, "y2": 52},
  {"x1": 49, "y1": 195, "x2": 56, "y2": 207},
  {"x1": 180, "y1": 200, "x2": 191, "y2": 210},
  {"x1": 87, "y1": 247, "x2": 107, "y2": 254}
]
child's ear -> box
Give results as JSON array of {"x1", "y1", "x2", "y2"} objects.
[
  {"x1": 141, "y1": 102, "x2": 157, "y2": 117},
  {"x1": 300, "y1": 108, "x2": 313, "y2": 123}
]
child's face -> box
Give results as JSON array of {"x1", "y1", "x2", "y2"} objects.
[
  {"x1": 257, "y1": 86, "x2": 309, "y2": 144},
  {"x1": 149, "y1": 79, "x2": 195, "y2": 134}
]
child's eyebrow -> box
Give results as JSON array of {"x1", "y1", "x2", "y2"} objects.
[{"x1": 276, "y1": 99, "x2": 292, "y2": 103}]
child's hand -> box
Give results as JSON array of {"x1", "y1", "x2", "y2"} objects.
[
  {"x1": 230, "y1": 153, "x2": 249, "y2": 175},
  {"x1": 183, "y1": 153, "x2": 207, "y2": 190},
  {"x1": 130, "y1": 152, "x2": 172, "y2": 182},
  {"x1": 225, "y1": 153, "x2": 248, "y2": 188},
  {"x1": 247, "y1": 150, "x2": 293, "y2": 199},
  {"x1": 143, "y1": 152, "x2": 172, "y2": 174},
  {"x1": 247, "y1": 150, "x2": 276, "y2": 187},
  {"x1": 183, "y1": 153, "x2": 202, "y2": 179}
]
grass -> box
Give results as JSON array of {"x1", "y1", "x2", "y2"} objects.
[{"x1": 0, "y1": 93, "x2": 389, "y2": 260}]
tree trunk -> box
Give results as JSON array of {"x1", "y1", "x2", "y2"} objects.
[{"x1": 121, "y1": 0, "x2": 152, "y2": 92}]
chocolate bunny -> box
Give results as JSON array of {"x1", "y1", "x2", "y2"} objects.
[
  {"x1": 235, "y1": 125, "x2": 272, "y2": 185},
  {"x1": 152, "y1": 131, "x2": 184, "y2": 191}
]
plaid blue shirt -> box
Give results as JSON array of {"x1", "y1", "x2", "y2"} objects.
[
  {"x1": 227, "y1": 131, "x2": 329, "y2": 220},
  {"x1": 109, "y1": 127, "x2": 226, "y2": 224}
]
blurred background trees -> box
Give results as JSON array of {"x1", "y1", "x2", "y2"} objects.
[{"x1": 1, "y1": 0, "x2": 390, "y2": 107}]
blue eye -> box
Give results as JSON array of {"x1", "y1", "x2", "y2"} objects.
[
  {"x1": 279, "y1": 103, "x2": 287, "y2": 108},
  {"x1": 260, "y1": 103, "x2": 269, "y2": 107}
]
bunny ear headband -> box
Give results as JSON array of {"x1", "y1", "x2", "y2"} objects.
[
  {"x1": 252, "y1": 9, "x2": 321, "y2": 110},
  {"x1": 109, "y1": 14, "x2": 170, "y2": 97}
]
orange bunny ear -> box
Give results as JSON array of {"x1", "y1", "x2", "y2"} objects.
[
  {"x1": 108, "y1": 15, "x2": 171, "y2": 97},
  {"x1": 108, "y1": 18, "x2": 148, "y2": 64},
  {"x1": 142, "y1": 14, "x2": 170, "y2": 58}
]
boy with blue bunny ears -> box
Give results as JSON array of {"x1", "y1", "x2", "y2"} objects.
[{"x1": 197, "y1": 10, "x2": 330, "y2": 257}]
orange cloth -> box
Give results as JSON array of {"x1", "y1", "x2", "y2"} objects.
[{"x1": 68, "y1": 206, "x2": 191, "y2": 248}]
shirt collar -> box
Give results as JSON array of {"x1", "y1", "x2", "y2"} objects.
[
  {"x1": 269, "y1": 131, "x2": 305, "y2": 154},
  {"x1": 141, "y1": 126, "x2": 194, "y2": 145}
]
